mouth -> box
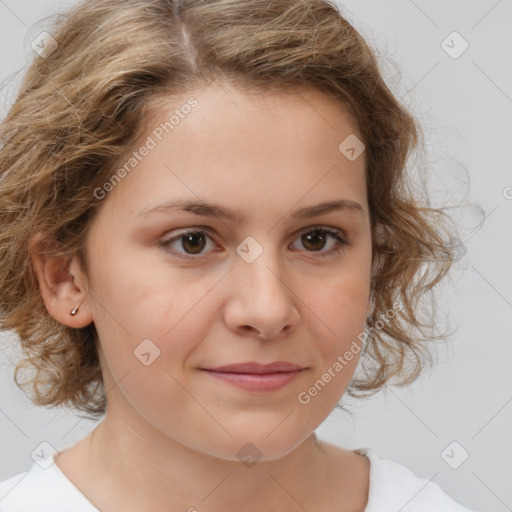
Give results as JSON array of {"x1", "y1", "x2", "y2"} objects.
[{"x1": 199, "y1": 361, "x2": 307, "y2": 392}]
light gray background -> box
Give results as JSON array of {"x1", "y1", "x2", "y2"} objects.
[{"x1": 0, "y1": 1, "x2": 511, "y2": 511}]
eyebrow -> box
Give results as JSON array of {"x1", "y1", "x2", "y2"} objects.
[{"x1": 137, "y1": 198, "x2": 365, "y2": 222}]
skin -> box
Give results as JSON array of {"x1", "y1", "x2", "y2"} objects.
[{"x1": 31, "y1": 79, "x2": 374, "y2": 512}]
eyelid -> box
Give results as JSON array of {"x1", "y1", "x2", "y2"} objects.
[{"x1": 300, "y1": 224, "x2": 348, "y2": 242}]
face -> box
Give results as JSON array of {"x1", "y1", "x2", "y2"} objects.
[{"x1": 78, "y1": 80, "x2": 373, "y2": 461}]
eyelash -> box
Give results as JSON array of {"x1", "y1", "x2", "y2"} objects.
[{"x1": 158, "y1": 225, "x2": 348, "y2": 260}]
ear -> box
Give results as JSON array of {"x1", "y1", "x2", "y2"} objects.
[{"x1": 29, "y1": 233, "x2": 94, "y2": 328}]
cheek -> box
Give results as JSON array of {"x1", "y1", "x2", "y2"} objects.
[
  {"x1": 292, "y1": 270, "x2": 370, "y2": 409},
  {"x1": 87, "y1": 230, "x2": 214, "y2": 340},
  {"x1": 90, "y1": 268, "x2": 223, "y2": 404},
  {"x1": 302, "y1": 268, "x2": 370, "y2": 349},
  {"x1": 92, "y1": 291, "x2": 215, "y2": 431}
]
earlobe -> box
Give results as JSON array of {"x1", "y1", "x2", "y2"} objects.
[{"x1": 29, "y1": 234, "x2": 93, "y2": 328}]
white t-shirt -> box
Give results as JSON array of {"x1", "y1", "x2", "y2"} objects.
[{"x1": 0, "y1": 446, "x2": 474, "y2": 511}]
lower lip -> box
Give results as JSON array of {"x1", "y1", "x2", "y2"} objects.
[{"x1": 201, "y1": 369, "x2": 303, "y2": 391}]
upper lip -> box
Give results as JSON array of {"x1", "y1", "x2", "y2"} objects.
[{"x1": 202, "y1": 361, "x2": 304, "y2": 374}]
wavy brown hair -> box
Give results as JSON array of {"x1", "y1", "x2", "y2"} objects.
[{"x1": 0, "y1": 0, "x2": 460, "y2": 419}]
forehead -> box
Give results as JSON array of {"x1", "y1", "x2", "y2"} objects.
[
  {"x1": 145, "y1": 80, "x2": 362, "y2": 140},
  {"x1": 101, "y1": 80, "x2": 368, "y2": 221}
]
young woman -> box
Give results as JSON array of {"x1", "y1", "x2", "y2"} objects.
[{"x1": 0, "y1": 0, "x2": 474, "y2": 510}]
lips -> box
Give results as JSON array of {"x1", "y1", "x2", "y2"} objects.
[
  {"x1": 199, "y1": 361, "x2": 306, "y2": 392},
  {"x1": 203, "y1": 361, "x2": 304, "y2": 374}
]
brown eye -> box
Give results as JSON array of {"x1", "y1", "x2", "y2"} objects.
[
  {"x1": 159, "y1": 230, "x2": 215, "y2": 257},
  {"x1": 301, "y1": 230, "x2": 329, "y2": 251},
  {"x1": 181, "y1": 232, "x2": 207, "y2": 254},
  {"x1": 290, "y1": 227, "x2": 348, "y2": 258},
  {"x1": 159, "y1": 226, "x2": 348, "y2": 260}
]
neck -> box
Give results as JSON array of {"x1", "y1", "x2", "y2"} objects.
[{"x1": 85, "y1": 409, "x2": 336, "y2": 511}]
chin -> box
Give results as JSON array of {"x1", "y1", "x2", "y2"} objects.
[{"x1": 196, "y1": 429, "x2": 310, "y2": 464}]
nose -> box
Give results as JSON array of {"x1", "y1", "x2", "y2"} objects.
[{"x1": 223, "y1": 247, "x2": 300, "y2": 341}]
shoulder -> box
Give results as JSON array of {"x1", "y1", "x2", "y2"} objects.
[
  {"x1": 0, "y1": 454, "x2": 98, "y2": 512},
  {"x1": 356, "y1": 447, "x2": 475, "y2": 512}
]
